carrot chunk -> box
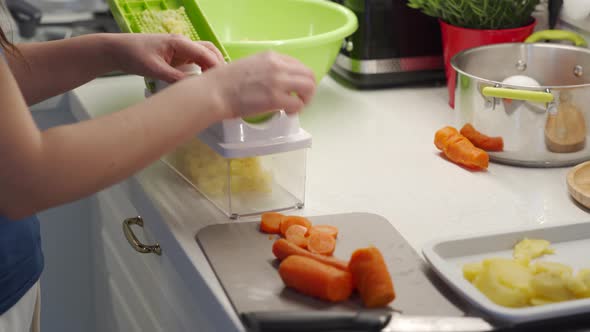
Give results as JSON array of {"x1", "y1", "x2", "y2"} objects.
[
  {"x1": 280, "y1": 216, "x2": 312, "y2": 236},
  {"x1": 434, "y1": 126, "x2": 489, "y2": 170},
  {"x1": 307, "y1": 232, "x2": 336, "y2": 256},
  {"x1": 272, "y1": 239, "x2": 349, "y2": 271},
  {"x1": 260, "y1": 212, "x2": 284, "y2": 234},
  {"x1": 279, "y1": 255, "x2": 353, "y2": 302},
  {"x1": 309, "y1": 225, "x2": 339, "y2": 239},
  {"x1": 285, "y1": 225, "x2": 309, "y2": 248},
  {"x1": 348, "y1": 247, "x2": 396, "y2": 308},
  {"x1": 460, "y1": 123, "x2": 504, "y2": 152},
  {"x1": 434, "y1": 126, "x2": 458, "y2": 150}
]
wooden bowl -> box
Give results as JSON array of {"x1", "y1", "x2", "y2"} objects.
[{"x1": 567, "y1": 161, "x2": 590, "y2": 209}]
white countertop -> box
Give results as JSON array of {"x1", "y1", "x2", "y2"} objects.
[{"x1": 70, "y1": 74, "x2": 590, "y2": 330}]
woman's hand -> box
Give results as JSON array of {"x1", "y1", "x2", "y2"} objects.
[
  {"x1": 108, "y1": 33, "x2": 225, "y2": 83},
  {"x1": 200, "y1": 51, "x2": 317, "y2": 119}
]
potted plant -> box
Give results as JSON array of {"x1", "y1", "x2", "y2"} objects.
[{"x1": 408, "y1": 0, "x2": 540, "y2": 108}]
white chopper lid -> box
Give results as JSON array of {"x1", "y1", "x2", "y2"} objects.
[
  {"x1": 198, "y1": 111, "x2": 312, "y2": 158},
  {"x1": 145, "y1": 63, "x2": 312, "y2": 158}
]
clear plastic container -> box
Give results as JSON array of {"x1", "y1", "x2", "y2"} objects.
[{"x1": 162, "y1": 138, "x2": 307, "y2": 219}]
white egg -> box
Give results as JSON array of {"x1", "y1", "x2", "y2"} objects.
[{"x1": 501, "y1": 75, "x2": 541, "y2": 87}]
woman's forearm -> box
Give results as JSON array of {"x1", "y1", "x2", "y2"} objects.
[
  {"x1": 5, "y1": 34, "x2": 116, "y2": 105},
  {"x1": 1, "y1": 77, "x2": 223, "y2": 219}
]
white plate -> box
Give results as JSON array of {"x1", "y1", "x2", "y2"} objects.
[{"x1": 422, "y1": 222, "x2": 590, "y2": 324}]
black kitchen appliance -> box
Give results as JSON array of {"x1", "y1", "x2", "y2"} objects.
[
  {"x1": 6, "y1": 0, "x2": 42, "y2": 38},
  {"x1": 329, "y1": 0, "x2": 446, "y2": 89}
]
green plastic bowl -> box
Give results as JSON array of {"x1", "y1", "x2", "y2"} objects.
[{"x1": 197, "y1": 0, "x2": 358, "y2": 82}]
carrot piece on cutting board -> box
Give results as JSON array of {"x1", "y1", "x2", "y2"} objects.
[
  {"x1": 460, "y1": 123, "x2": 504, "y2": 152},
  {"x1": 309, "y1": 225, "x2": 339, "y2": 239},
  {"x1": 348, "y1": 247, "x2": 396, "y2": 308},
  {"x1": 260, "y1": 212, "x2": 284, "y2": 234},
  {"x1": 279, "y1": 255, "x2": 354, "y2": 302},
  {"x1": 285, "y1": 225, "x2": 309, "y2": 248},
  {"x1": 280, "y1": 216, "x2": 312, "y2": 236},
  {"x1": 272, "y1": 239, "x2": 349, "y2": 271},
  {"x1": 434, "y1": 126, "x2": 489, "y2": 170},
  {"x1": 307, "y1": 231, "x2": 336, "y2": 256}
]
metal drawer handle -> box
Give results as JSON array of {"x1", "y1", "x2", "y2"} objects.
[{"x1": 122, "y1": 216, "x2": 162, "y2": 256}]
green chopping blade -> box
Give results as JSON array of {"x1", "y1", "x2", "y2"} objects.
[{"x1": 107, "y1": 0, "x2": 231, "y2": 62}]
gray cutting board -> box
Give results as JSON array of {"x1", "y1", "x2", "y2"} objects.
[{"x1": 196, "y1": 212, "x2": 467, "y2": 316}]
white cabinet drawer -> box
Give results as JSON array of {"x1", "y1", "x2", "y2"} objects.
[{"x1": 93, "y1": 183, "x2": 213, "y2": 331}]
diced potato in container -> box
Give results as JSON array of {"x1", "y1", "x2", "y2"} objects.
[
  {"x1": 513, "y1": 238, "x2": 554, "y2": 265},
  {"x1": 530, "y1": 272, "x2": 576, "y2": 302},
  {"x1": 529, "y1": 261, "x2": 573, "y2": 277},
  {"x1": 463, "y1": 238, "x2": 590, "y2": 308},
  {"x1": 463, "y1": 262, "x2": 483, "y2": 282},
  {"x1": 473, "y1": 258, "x2": 532, "y2": 308}
]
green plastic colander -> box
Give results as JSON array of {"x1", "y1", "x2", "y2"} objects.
[{"x1": 197, "y1": 0, "x2": 358, "y2": 82}]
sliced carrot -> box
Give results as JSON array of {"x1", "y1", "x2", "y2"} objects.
[
  {"x1": 307, "y1": 232, "x2": 336, "y2": 256},
  {"x1": 434, "y1": 126, "x2": 489, "y2": 170},
  {"x1": 279, "y1": 255, "x2": 353, "y2": 302},
  {"x1": 280, "y1": 216, "x2": 312, "y2": 236},
  {"x1": 260, "y1": 212, "x2": 284, "y2": 234},
  {"x1": 272, "y1": 239, "x2": 349, "y2": 271},
  {"x1": 285, "y1": 224, "x2": 309, "y2": 248},
  {"x1": 460, "y1": 123, "x2": 504, "y2": 152},
  {"x1": 309, "y1": 225, "x2": 339, "y2": 239},
  {"x1": 348, "y1": 247, "x2": 396, "y2": 308}
]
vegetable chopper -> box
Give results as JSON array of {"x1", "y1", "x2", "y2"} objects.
[{"x1": 108, "y1": 0, "x2": 312, "y2": 218}]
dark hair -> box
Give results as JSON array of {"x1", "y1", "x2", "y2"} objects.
[
  {"x1": 0, "y1": 27, "x2": 13, "y2": 51},
  {"x1": 0, "y1": 3, "x2": 18, "y2": 55}
]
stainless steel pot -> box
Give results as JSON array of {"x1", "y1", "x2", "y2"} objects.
[{"x1": 451, "y1": 32, "x2": 590, "y2": 167}]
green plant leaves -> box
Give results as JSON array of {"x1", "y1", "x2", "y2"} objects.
[{"x1": 407, "y1": 0, "x2": 540, "y2": 29}]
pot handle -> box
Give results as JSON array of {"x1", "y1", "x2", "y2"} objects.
[
  {"x1": 482, "y1": 87, "x2": 554, "y2": 103},
  {"x1": 525, "y1": 30, "x2": 588, "y2": 47}
]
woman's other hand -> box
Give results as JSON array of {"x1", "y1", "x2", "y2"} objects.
[
  {"x1": 202, "y1": 51, "x2": 317, "y2": 119},
  {"x1": 108, "y1": 33, "x2": 225, "y2": 83}
]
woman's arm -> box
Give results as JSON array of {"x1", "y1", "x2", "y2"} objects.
[
  {"x1": 0, "y1": 57, "x2": 221, "y2": 219},
  {"x1": 5, "y1": 34, "x2": 114, "y2": 105},
  {"x1": 5, "y1": 33, "x2": 222, "y2": 105},
  {"x1": 0, "y1": 51, "x2": 315, "y2": 220}
]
